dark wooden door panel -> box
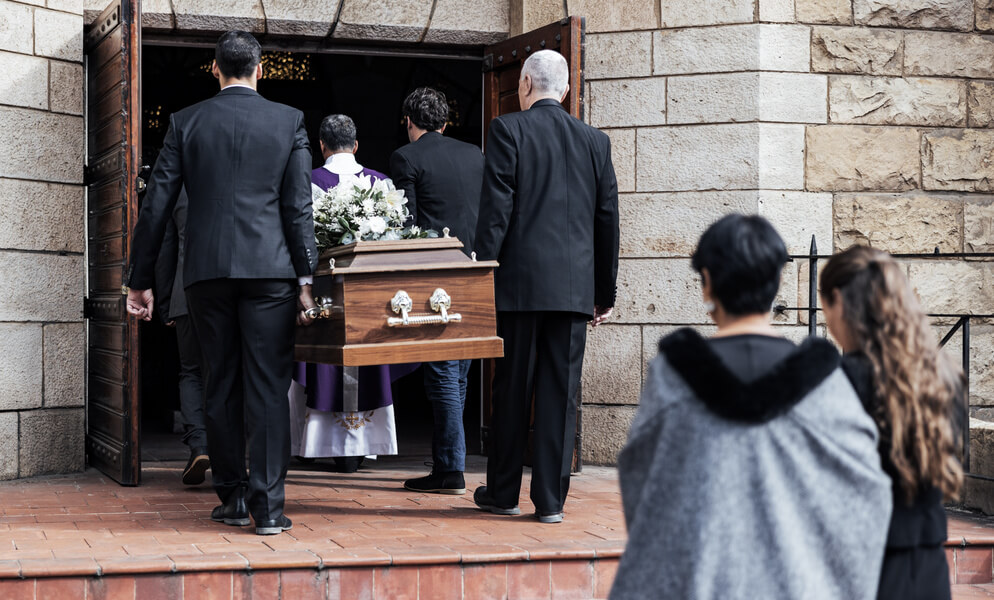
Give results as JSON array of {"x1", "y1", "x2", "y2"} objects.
[
  {"x1": 481, "y1": 17, "x2": 586, "y2": 472},
  {"x1": 84, "y1": 0, "x2": 141, "y2": 486}
]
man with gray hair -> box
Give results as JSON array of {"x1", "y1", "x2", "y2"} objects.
[{"x1": 473, "y1": 50, "x2": 620, "y2": 523}]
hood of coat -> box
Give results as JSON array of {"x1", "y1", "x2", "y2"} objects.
[{"x1": 658, "y1": 328, "x2": 841, "y2": 424}]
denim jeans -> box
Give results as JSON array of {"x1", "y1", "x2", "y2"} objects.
[{"x1": 423, "y1": 359, "x2": 471, "y2": 472}]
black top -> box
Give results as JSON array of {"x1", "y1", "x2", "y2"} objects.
[
  {"x1": 474, "y1": 99, "x2": 620, "y2": 316},
  {"x1": 708, "y1": 334, "x2": 798, "y2": 383},
  {"x1": 128, "y1": 87, "x2": 317, "y2": 290},
  {"x1": 842, "y1": 352, "x2": 948, "y2": 548},
  {"x1": 389, "y1": 132, "x2": 483, "y2": 256},
  {"x1": 154, "y1": 187, "x2": 189, "y2": 321}
]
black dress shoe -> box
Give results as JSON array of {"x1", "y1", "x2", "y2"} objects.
[
  {"x1": 255, "y1": 515, "x2": 293, "y2": 536},
  {"x1": 210, "y1": 492, "x2": 249, "y2": 527},
  {"x1": 182, "y1": 448, "x2": 210, "y2": 486},
  {"x1": 334, "y1": 456, "x2": 364, "y2": 473},
  {"x1": 472, "y1": 486, "x2": 520, "y2": 515},
  {"x1": 404, "y1": 471, "x2": 466, "y2": 495}
]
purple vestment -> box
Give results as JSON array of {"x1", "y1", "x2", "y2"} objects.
[{"x1": 294, "y1": 164, "x2": 418, "y2": 413}]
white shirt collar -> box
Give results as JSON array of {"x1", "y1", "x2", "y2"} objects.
[
  {"x1": 323, "y1": 153, "x2": 364, "y2": 176},
  {"x1": 221, "y1": 83, "x2": 255, "y2": 91}
]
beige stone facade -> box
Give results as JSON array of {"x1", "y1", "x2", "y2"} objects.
[{"x1": 0, "y1": 0, "x2": 991, "y2": 480}]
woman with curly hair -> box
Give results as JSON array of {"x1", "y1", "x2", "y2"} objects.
[{"x1": 820, "y1": 245, "x2": 964, "y2": 600}]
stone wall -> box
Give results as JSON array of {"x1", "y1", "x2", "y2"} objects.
[{"x1": 0, "y1": 0, "x2": 86, "y2": 479}]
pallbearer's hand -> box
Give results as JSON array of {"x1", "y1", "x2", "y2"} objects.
[
  {"x1": 591, "y1": 305, "x2": 613, "y2": 327},
  {"x1": 297, "y1": 284, "x2": 317, "y2": 327},
  {"x1": 126, "y1": 288, "x2": 155, "y2": 321}
]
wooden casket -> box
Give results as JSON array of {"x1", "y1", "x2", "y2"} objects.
[{"x1": 294, "y1": 237, "x2": 503, "y2": 366}]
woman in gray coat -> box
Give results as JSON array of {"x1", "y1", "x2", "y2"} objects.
[{"x1": 611, "y1": 214, "x2": 892, "y2": 600}]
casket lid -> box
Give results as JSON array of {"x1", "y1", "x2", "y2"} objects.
[{"x1": 315, "y1": 237, "x2": 498, "y2": 276}]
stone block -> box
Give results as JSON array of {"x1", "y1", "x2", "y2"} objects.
[
  {"x1": 606, "y1": 129, "x2": 635, "y2": 193},
  {"x1": 758, "y1": 191, "x2": 834, "y2": 254},
  {"x1": 0, "y1": 252, "x2": 84, "y2": 322},
  {"x1": 589, "y1": 78, "x2": 666, "y2": 128},
  {"x1": 907, "y1": 260, "x2": 994, "y2": 316},
  {"x1": 854, "y1": 0, "x2": 973, "y2": 30},
  {"x1": 654, "y1": 25, "x2": 810, "y2": 76},
  {"x1": 805, "y1": 125, "x2": 920, "y2": 192},
  {"x1": 0, "y1": 324, "x2": 43, "y2": 411},
  {"x1": 582, "y1": 325, "x2": 642, "y2": 406},
  {"x1": 940, "y1": 325, "x2": 994, "y2": 409},
  {"x1": 965, "y1": 197, "x2": 994, "y2": 252},
  {"x1": 0, "y1": 179, "x2": 84, "y2": 252},
  {"x1": 759, "y1": 123, "x2": 806, "y2": 190},
  {"x1": 613, "y1": 258, "x2": 704, "y2": 324},
  {"x1": 334, "y1": 0, "x2": 432, "y2": 42},
  {"x1": 0, "y1": 51, "x2": 49, "y2": 110},
  {"x1": 581, "y1": 404, "x2": 636, "y2": 466},
  {"x1": 760, "y1": 0, "x2": 797, "y2": 22},
  {"x1": 619, "y1": 191, "x2": 757, "y2": 257},
  {"x1": 50, "y1": 60, "x2": 83, "y2": 115},
  {"x1": 427, "y1": 0, "x2": 508, "y2": 44},
  {"x1": 19, "y1": 408, "x2": 84, "y2": 477},
  {"x1": 905, "y1": 32, "x2": 994, "y2": 79},
  {"x1": 43, "y1": 323, "x2": 84, "y2": 408},
  {"x1": 829, "y1": 76, "x2": 966, "y2": 127},
  {"x1": 584, "y1": 32, "x2": 652, "y2": 80},
  {"x1": 0, "y1": 107, "x2": 83, "y2": 184},
  {"x1": 969, "y1": 81, "x2": 994, "y2": 128},
  {"x1": 922, "y1": 129, "x2": 994, "y2": 193},
  {"x1": 34, "y1": 8, "x2": 83, "y2": 62},
  {"x1": 811, "y1": 26, "x2": 903, "y2": 76},
  {"x1": 797, "y1": 0, "x2": 854, "y2": 23},
  {"x1": 773, "y1": 261, "x2": 801, "y2": 324},
  {"x1": 637, "y1": 124, "x2": 760, "y2": 191},
  {"x1": 48, "y1": 0, "x2": 83, "y2": 15},
  {"x1": 981, "y1": 0, "x2": 994, "y2": 31},
  {"x1": 0, "y1": 2, "x2": 34, "y2": 54},
  {"x1": 660, "y1": 0, "x2": 753, "y2": 27},
  {"x1": 509, "y1": 0, "x2": 563, "y2": 35},
  {"x1": 833, "y1": 193, "x2": 963, "y2": 253},
  {"x1": 140, "y1": 0, "x2": 175, "y2": 30},
  {"x1": 0, "y1": 412, "x2": 16, "y2": 480},
  {"x1": 262, "y1": 0, "x2": 338, "y2": 37},
  {"x1": 172, "y1": 0, "x2": 265, "y2": 33},
  {"x1": 966, "y1": 420, "x2": 994, "y2": 513},
  {"x1": 667, "y1": 73, "x2": 827, "y2": 124},
  {"x1": 566, "y1": 0, "x2": 657, "y2": 32},
  {"x1": 642, "y1": 325, "x2": 716, "y2": 373}
]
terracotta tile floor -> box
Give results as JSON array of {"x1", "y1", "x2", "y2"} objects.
[{"x1": 0, "y1": 455, "x2": 626, "y2": 573}]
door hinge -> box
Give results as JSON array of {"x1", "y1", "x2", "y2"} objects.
[
  {"x1": 83, "y1": 296, "x2": 93, "y2": 319},
  {"x1": 482, "y1": 53, "x2": 494, "y2": 73}
]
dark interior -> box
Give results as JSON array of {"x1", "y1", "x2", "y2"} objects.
[{"x1": 138, "y1": 45, "x2": 485, "y2": 463}]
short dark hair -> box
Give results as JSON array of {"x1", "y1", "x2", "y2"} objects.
[
  {"x1": 319, "y1": 114, "x2": 357, "y2": 152},
  {"x1": 215, "y1": 31, "x2": 261, "y2": 79},
  {"x1": 402, "y1": 87, "x2": 449, "y2": 132},
  {"x1": 691, "y1": 214, "x2": 788, "y2": 316}
]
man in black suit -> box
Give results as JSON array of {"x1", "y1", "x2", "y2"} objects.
[
  {"x1": 390, "y1": 87, "x2": 484, "y2": 495},
  {"x1": 126, "y1": 31, "x2": 318, "y2": 535},
  {"x1": 473, "y1": 50, "x2": 620, "y2": 524}
]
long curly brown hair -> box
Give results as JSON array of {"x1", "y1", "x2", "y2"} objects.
[{"x1": 820, "y1": 246, "x2": 963, "y2": 502}]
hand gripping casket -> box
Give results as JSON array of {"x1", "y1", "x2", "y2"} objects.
[{"x1": 294, "y1": 237, "x2": 504, "y2": 366}]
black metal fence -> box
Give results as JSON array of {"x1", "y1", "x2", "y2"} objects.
[{"x1": 772, "y1": 236, "x2": 994, "y2": 479}]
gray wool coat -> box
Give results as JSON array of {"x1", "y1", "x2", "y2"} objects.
[{"x1": 610, "y1": 329, "x2": 892, "y2": 600}]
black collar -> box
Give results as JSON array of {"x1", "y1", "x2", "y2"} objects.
[
  {"x1": 531, "y1": 98, "x2": 566, "y2": 110},
  {"x1": 216, "y1": 86, "x2": 259, "y2": 97},
  {"x1": 658, "y1": 328, "x2": 840, "y2": 423}
]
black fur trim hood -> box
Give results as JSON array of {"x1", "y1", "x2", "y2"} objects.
[{"x1": 657, "y1": 328, "x2": 841, "y2": 423}]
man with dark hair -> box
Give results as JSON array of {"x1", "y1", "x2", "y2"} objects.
[
  {"x1": 473, "y1": 51, "x2": 619, "y2": 524},
  {"x1": 126, "y1": 31, "x2": 318, "y2": 536},
  {"x1": 390, "y1": 87, "x2": 484, "y2": 495}
]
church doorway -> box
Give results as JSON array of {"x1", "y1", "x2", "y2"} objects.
[{"x1": 137, "y1": 44, "x2": 486, "y2": 466}]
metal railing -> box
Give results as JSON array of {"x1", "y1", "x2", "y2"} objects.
[{"x1": 772, "y1": 236, "x2": 994, "y2": 480}]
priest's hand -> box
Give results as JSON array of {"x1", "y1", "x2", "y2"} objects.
[
  {"x1": 126, "y1": 288, "x2": 155, "y2": 321},
  {"x1": 297, "y1": 284, "x2": 317, "y2": 326},
  {"x1": 591, "y1": 305, "x2": 613, "y2": 327}
]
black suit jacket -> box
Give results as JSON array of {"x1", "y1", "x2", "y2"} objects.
[
  {"x1": 389, "y1": 132, "x2": 483, "y2": 255},
  {"x1": 474, "y1": 99, "x2": 619, "y2": 316},
  {"x1": 128, "y1": 86, "x2": 317, "y2": 290},
  {"x1": 153, "y1": 187, "x2": 189, "y2": 321}
]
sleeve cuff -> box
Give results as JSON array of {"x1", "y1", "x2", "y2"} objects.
[{"x1": 298, "y1": 276, "x2": 313, "y2": 286}]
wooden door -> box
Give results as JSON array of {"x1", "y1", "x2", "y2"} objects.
[
  {"x1": 480, "y1": 17, "x2": 586, "y2": 472},
  {"x1": 84, "y1": 0, "x2": 142, "y2": 485}
]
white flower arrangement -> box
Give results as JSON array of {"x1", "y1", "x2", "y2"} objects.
[{"x1": 311, "y1": 174, "x2": 438, "y2": 251}]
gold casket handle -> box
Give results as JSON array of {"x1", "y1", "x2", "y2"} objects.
[{"x1": 387, "y1": 289, "x2": 463, "y2": 328}]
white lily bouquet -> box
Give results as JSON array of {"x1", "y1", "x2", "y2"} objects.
[{"x1": 312, "y1": 174, "x2": 438, "y2": 251}]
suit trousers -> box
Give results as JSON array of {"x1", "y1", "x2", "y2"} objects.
[
  {"x1": 185, "y1": 278, "x2": 297, "y2": 522},
  {"x1": 173, "y1": 315, "x2": 207, "y2": 450},
  {"x1": 487, "y1": 311, "x2": 588, "y2": 514}
]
